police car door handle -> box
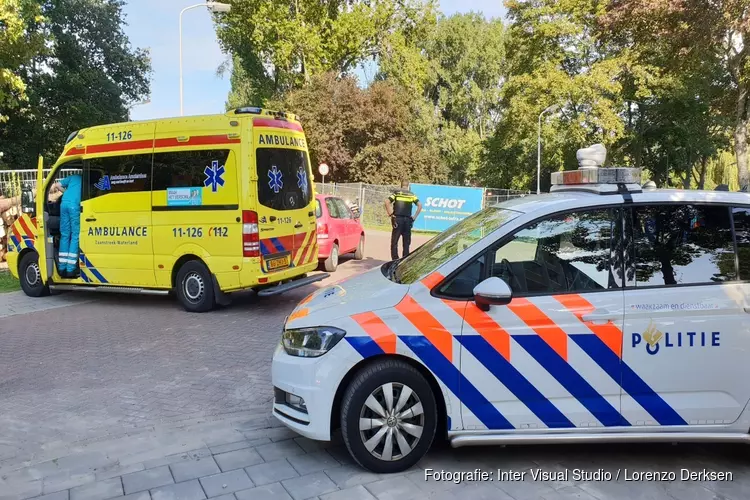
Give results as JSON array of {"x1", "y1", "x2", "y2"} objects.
[{"x1": 582, "y1": 309, "x2": 617, "y2": 324}]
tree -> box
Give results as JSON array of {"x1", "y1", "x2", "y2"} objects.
[
  {"x1": 481, "y1": 0, "x2": 635, "y2": 191},
  {"x1": 603, "y1": 0, "x2": 750, "y2": 188},
  {"x1": 275, "y1": 72, "x2": 446, "y2": 185},
  {"x1": 0, "y1": 0, "x2": 45, "y2": 122},
  {"x1": 0, "y1": 0, "x2": 150, "y2": 168},
  {"x1": 216, "y1": 0, "x2": 437, "y2": 105}
]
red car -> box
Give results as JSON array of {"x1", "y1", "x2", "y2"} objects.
[{"x1": 315, "y1": 194, "x2": 365, "y2": 271}]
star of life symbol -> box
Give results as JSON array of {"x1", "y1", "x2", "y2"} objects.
[
  {"x1": 204, "y1": 160, "x2": 225, "y2": 193},
  {"x1": 297, "y1": 166, "x2": 308, "y2": 191},
  {"x1": 268, "y1": 165, "x2": 283, "y2": 193}
]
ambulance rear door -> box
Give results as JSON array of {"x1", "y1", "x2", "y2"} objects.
[{"x1": 252, "y1": 118, "x2": 316, "y2": 274}]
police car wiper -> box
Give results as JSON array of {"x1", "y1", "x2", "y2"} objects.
[{"x1": 384, "y1": 260, "x2": 401, "y2": 283}]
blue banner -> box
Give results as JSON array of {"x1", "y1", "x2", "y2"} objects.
[{"x1": 410, "y1": 183, "x2": 484, "y2": 232}]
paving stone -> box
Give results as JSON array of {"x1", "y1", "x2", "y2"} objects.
[
  {"x1": 214, "y1": 448, "x2": 264, "y2": 472},
  {"x1": 144, "y1": 449, "x2": 213, "y2": 469},
  {"x1": 322, "y1": 465, "x2": 382, "y2": 488},
  {"x1": 0, "y1": 479, "x2": 42, "y2": 500},
  {"x1": 364, "y1": 476, "x2": 423, "y2": 500},
  {"x1": 70, "y1": 477, "x2": 123, "y2": 500},
  {"x1": 292, "y1": 438, "x2": 333, "y2": 454},
  {"x1": 122, "y1": 466, "x2": 174, "y2": 494},
  {"x1": 286, "y1": 451, "x2": 340, "y2": 476},
  {"x1": 42, "y1": 472, "x2": 96, "y2": 494},
  {"x1": 245, "y1": 459, "x2": 299, "y2": 486},
  {"x1": 255, "y1": 441, "x2": 305, "y2": 462},
  {"x1": 235, "y1": 482, "x2": 293, "y2": 500},
  {"x1": 150, "y1": 479, "x2": 207, "y2": 500},
  {"x1": 199, "y1": 470, "x2": 253, "y2": 497},
  {"x1": 95, "y1": 463, "x2": 145, "y2": 481},
  {"x1": 281, "y1": 472, "x2": 338, "y2": 500},
  {"x1": 319, "y1": 485, "x2": 376, "y2": 500},
  {"x1": 210, "y1": 438, "x2": 271, "y2": 455},
  {"x1": 170, "y1": 457, "x2": 220, "y2": 482},
  {"x1": 207, "y1": 496, "x2": 236, "y2": 500},
  {"x1": 109, "y1": 494, "x2": 150, "y2": 500},
  {"x1": 32, "y1": 491, "x2": 69, "y2": 500}
]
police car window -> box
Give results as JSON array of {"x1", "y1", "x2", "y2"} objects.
[
  {"x1": 256, "y1": 148, "x2": 312, "y2": 211},
  {"x1": 325, "y1": 198, "x2": 341, "y2": 218},
  {"x1": 152, "y1": 150, "x2": 231, "y2": 190},
  {"x1": 732, "y1": 207, "x2": 750, "y2": 280},
  {"x1": 84, "y1": 154, "x2": 152, "y2": 200},
  {"x1": 391, "y1": 207, "x2": 519, "y2": 285},
  {"x1": 492, "y1": 209, "x2": 618, "y2": 295},
  {"x1": 633, "y1": 204, "x2": 736, "y2": 286}
]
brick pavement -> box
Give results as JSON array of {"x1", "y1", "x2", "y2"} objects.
[{"x1": 2, "y1": 231, "x2": 750, "y2": 499}]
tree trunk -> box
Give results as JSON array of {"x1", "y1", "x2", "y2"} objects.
[
  {"x1": 736, "y1": 83, "x2": 749, "y2": 189},
  {"x1": 698, "y1": 156, "x2": 708, "y2": 190}
]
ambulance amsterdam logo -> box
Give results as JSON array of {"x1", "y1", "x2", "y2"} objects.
[
  {"x1": 268, "y1": 165, "x2": 283, "y2": 194},
  {"x1": 204, "y1": 161, "x2": 225, "y2": 193},
  {"x1": 631, "y1": 321, "x2": 721, "y2": 355},
  {"x1": 94, "y1": 175, "x2": 111, "y2": 191}
]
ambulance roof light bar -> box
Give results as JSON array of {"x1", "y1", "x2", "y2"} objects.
[{"x1": 550, "y1": 143, "x2": 642, "y2": 194}]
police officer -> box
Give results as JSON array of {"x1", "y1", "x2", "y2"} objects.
[
  {"x1": 385, "y1": 180, "x2": 422, "y2": 260},
  {"x1": 50, "y1": 174, "x2": 82, "y2": 278}
]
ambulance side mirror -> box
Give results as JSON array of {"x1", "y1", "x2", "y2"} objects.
[{"x1": 473, "y1": 277, "x2": 512, "y2": 311}]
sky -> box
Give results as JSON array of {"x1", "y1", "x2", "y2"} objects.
[{"x1": 122, "y1": 0, "x2": 505, "y2": 121}]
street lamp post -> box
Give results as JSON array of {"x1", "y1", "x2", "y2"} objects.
[
  {"x1": 537, "y1": 104, "x2": 559, "y2": 195},
  {"x1": 179, "y1": 2, "x2": 231, "y2": 116}
]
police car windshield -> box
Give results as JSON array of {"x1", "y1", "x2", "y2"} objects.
[{"x1": 389, "y1": 208, "x2": 520, "y2": 284}]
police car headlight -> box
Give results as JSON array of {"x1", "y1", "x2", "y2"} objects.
[{"x1": 282, "y1": 327, "x2": 346, "y2": 357}]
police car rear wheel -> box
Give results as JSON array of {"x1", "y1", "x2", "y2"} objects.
[
  {"x1": 19, "y1": 252, "x2": 49, "y2": 298},
  {"x1": 354, "y1": 235, "x2": 364, "y2": 260},
  {"x1": 176, "y1": 261, "x2": 215, "y2": 313},
  {"x1": 324, "y1": 243, "x2": 339, "y2": 272},
  {"x1": 341, "y1": 359, "x2": 437, "y2": 473}
]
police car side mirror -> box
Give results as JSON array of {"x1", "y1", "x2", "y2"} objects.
[{"x1": 473, "y1": 277, "x2": 512, "y2": 311}]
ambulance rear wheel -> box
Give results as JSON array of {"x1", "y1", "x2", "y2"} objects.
[
  {"x1": 175, "y1": 260, "x2": 215, "y2": 313},
  {"x1": 19, "y1": 252, "x2": 50, "y2": 297},
  {"x1": 324, "y1": 243, "x2": 339, "y2": 272},
  {"x1": 340, "y1": 359, "x2": 437, "y2": 473}
]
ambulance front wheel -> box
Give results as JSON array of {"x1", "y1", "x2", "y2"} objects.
[
  {"x1": 19, "y1": 252, "x2": 50, "y2": 297},
  {"x1": 340, "y1": 359, "x2": 437, "y2": 473},
  {"x1": 175, "y1": 260, "x2": 215, "y2": 313}
]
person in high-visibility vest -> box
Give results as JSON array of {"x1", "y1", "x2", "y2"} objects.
[
  {"x1": 385, "y1": 179, "x2": 422, "y2": 260},
  {"x1": 49, "y1": 174, "x2": 82, "y2": 277}
]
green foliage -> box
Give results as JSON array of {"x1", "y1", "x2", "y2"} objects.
[
  {"x1": 0, "y1": 0, "x2": 45, "y2": 122},
  {"x1": 217, "y1": 0, "x2": 437, "y2": 105},
  {"x1": 0, "y1": 0, "x2": 150, "y2": 168},
  {"x1": 276, "y1": 72, "x2": 446, "y2": 185}
]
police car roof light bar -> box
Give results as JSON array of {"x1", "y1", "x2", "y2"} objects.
[{"x1": 550, "y1": 143, "x2": 642, "y2": 188}]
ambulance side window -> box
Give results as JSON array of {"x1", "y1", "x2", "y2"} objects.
[
  {"x1": 732, "y1": 207, "x2": 750, "y2": 280},
  {"x1": 632, "y1": 204, "x2": 736, "y2": 286},
  {"x1": 492, "y1": 208, "x2": 618, "y2": 295},
  {"x1": 84, "y1": 154, "x2": 152, "y2": 200},
  {"x1": 152, "y1": 150, "x2": 231, "y2": 190}
]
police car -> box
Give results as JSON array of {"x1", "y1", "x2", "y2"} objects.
[{"x1": 272, "y1": 144, "x2": 750, "y2": 473}]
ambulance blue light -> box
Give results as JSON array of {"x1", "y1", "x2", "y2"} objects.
[{"x1": 235, "y1": 106, "x2": 263, "y2": 114}]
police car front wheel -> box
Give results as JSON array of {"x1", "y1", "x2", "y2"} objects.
[
  {"x1": 175, "y1": 260, "x2": 215, "y2": 313},
  {"x1": 340, "y1": 359, "x2": 437, "y2": 473}
]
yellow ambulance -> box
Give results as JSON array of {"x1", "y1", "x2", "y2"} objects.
[{"x1": 6, "y1": 107, "x2": 324, "y2": 312}]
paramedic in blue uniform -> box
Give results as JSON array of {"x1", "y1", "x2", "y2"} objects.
[
  {"x1": 50, "y1": 174, "x2": 82, "y2": 277},
  {"x1": 385, "y1": 180, "x2": 422, "y2": 260}
]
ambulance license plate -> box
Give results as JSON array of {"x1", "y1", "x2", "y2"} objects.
[{"x1": 266, "y1": 255, "x2": 290, "y2": 271}]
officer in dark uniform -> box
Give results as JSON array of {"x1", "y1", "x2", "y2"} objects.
[{"x1": 385, "y1": 180, "x2": 422, "y2": 260}]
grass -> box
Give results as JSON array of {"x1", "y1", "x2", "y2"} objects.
[{"x1": 0, "y1": 269, "x2": 20, "y2": 293}]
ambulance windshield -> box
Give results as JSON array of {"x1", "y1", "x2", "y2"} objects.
[{"x1": 388, "y1": 207, "x2": 519, "y2": 284}]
